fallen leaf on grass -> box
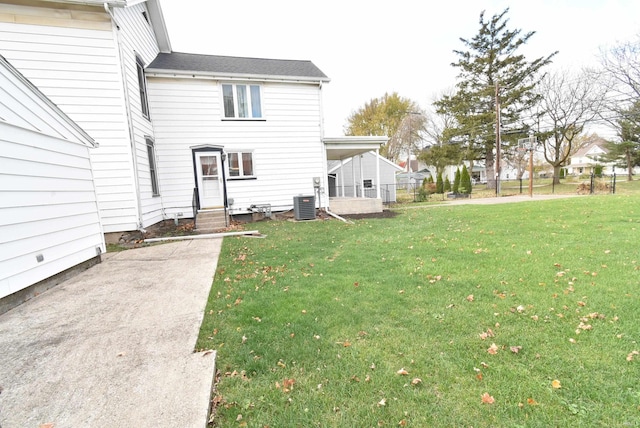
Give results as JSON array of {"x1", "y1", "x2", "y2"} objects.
[
  {"x1": 626, "y1": 350, "x2": 639, "y2": 361},
  {"x1": 411, "y1": 378, "x2": 422, "y2": 385},
  {"x1": 466, "y1": 294, "x2": 474, "y2": 302},
  {"x1": 527, "y1": 398, "x2": 539, "y2": 405},
  {"x1": 398, "y1": 419, "x2": 407, "y2": 426},
  {"x1": 510, "y1": 346, "x2": 522, "y2": 354},
  {"x1": 487, "y1": 343, "x2": 499, "y2": 355},
  {"x1": 397, "y1": 368, "x2": 409, "y2": 375},
  {"x1": 552, "y1": 379, "x2": 562, "y2": 389},
  {"x1": 481, "y1": 393, "x2": 495, "y2": 404},
  {"x1": 377, "y1": 398, "x2": 387, "y2": 407}
]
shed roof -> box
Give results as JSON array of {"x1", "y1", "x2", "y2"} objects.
[{"x1": 147, "y1": 52, "x2": 329, "y2": 82}]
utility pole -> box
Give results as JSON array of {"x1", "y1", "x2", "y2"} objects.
[
  {"x1": 528, "y1": 135, "x2": 535, "y2": 198},
  {"x1": 495, "y1": 82, "x2": 501, "y2": 195}
]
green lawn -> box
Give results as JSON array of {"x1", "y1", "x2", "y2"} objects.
[{"x1": 198, "y1": 195, "x2": 640, "y2": 427}]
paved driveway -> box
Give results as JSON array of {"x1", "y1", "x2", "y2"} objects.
[{"x1": 0, "y1": 239, "x2": 222, "y2": 428}]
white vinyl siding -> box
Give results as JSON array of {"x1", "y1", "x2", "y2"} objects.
[
  {"x1": 0, "y1": 12, "x2": 136, "y2": 232},
  {"x1": 0, "y1": 119, "x2": 103, "y2": 301},
  {"x1": 111, "y1": 4, "x2": 162, "y2": 228},
  {"x1": 147, "y1": 77, "x2": 325, "y2": 216},
  {"x1": 0, "y1": 2, "x2": 162, "y2": 232}
]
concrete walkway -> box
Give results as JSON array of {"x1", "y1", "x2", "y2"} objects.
[
  {"x1": 0, "y1": 239, "x2": 222, "y2": 428},
  {"x1": 401, "y1": 193, "x2": 584, "y2": 208}
]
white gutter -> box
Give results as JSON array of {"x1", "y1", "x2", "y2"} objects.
[
  {"x1": 145, "y1": 69, "x2": 330, "y2": 84},
  {"x1": 324, "y1": 209, "x2": 354, "y2": 224}
]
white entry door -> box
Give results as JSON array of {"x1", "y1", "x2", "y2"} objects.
[{"x1": 195, "y1": 152, "x2": 224, "y2": 208}]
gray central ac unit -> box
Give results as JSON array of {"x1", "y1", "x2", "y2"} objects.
[{"x1": 293, "y1": 195, "x2": 315, "y2": 220}]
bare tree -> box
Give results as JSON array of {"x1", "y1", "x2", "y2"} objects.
[
  {"x1": 536, "y1": 69, "x2": 607, "y2": 183},
  {"x1": 600, "y1": 34, "x2": 640, "y2": 102},
  {"x1": 387, "y1": 112, "x2": 426, "y2": 165}
]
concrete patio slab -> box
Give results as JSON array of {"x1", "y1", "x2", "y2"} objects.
[{"x1": 0, "y1": 239, "x2": 222, "y2": 428}]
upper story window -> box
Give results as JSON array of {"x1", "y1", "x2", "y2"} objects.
[
  {"x1": 136, "y1": 56, "x2": 150, "y2": 119},
  {"x1": 222, "y1": 84, "x2": 262, "y2": 119}
]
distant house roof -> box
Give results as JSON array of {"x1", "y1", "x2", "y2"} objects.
[
  {"x1": 147, "y1": 52, "x2": 330, "y2": 83},
  {"x1": 574, "y1": 141, "x2": 609, "y2": 157}
]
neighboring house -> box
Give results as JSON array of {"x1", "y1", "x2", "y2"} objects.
[
  {"x1": 328, "y1": 151, "x2": 403, "y2": 203},
  {"x1": 566, "y1": 141, "x2": 612, "y2": 176},
  {"x1": 396, "y1": 168, "x2": 431, "y2": 189},
  {"x1": 0, "y1": 55, "x2": 104, "y2": 312}
]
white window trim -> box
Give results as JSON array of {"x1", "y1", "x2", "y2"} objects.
[
  {"x1": 136, "y1": 56, "x2": 150, "y2": 120},
  {"x1": 221, "y1": 83, "x2": 264, "y2": 120},
  {"x1": 145, "y1": 137, "x2": 160, "y2": 196},
  {"x1": 227, "y1": 150, "x2": 256, "y2": 180}
]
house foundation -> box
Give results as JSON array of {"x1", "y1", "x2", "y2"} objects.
[{"x1": 329, "y1": 197, "x2": 383, "y2": 215}]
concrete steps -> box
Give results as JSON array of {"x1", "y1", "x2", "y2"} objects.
[{"x1": 196, "y1": 209, "x2": 227, "y2": 232}]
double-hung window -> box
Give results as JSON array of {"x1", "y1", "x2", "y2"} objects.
[
  {"x1": 228, "y1": 151, "x2": 255, "y2": 179},
  {"x1": 222, "y1": 84, "x2": 262, "y2": 119},
  {"x1": 146, "y1": 137, "x2": 159, "y2": 195},
  {"x1": 136, "y1": 56, "x2": 150, "y2": 119}
]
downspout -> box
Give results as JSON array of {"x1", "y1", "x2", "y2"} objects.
[{"x1": 104, "y1": 3, "x2": 145, "y2": 231}]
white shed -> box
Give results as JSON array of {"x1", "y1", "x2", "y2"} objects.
[
  {"x1": 328, "y1": 151, "x2": 403, "y2": 203},
  {"x1": 0, "y1": 55, "x2": 105, "y2": 312}
]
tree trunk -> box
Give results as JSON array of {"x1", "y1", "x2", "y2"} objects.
[
  {"x1": 553, "y1": 165, "x2": 562, "y2": 184},
  {"x1": 626, "y1": 149, "x2": 634, "y2": 181},
  {"x1": 486, "y1": 149, "x2": 496, "y2": 189}
]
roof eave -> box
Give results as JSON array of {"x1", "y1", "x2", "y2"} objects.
[
  {"x1": 145, "y1": 68, "x2": 330, "y2": 84},
  {"x1": 145, "y1": 0, "x2": 171, "y2": 53}
]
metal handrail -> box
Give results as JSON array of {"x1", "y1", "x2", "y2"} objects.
[{"x1": 192, "y1": 187, "x2": 199, "y2": 228}]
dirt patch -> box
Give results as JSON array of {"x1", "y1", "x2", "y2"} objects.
[
  {"x1": 108, "y1": 209, "x2": 396, "y2": 249},
  {"x1": 108, "y1": 219, "x2": 247, "y2": 248}
]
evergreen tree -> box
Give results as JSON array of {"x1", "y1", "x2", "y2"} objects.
[
  {"x1": 444, "y1": 176, "x2": 452, "y2": 192},
  {"x1": 436, "y1": 172, "x2": 444, "y2": 193},
  {"x1": 460, "y1": 165, "x2": 472, "y2": 194},
  {"x1": 602, "y1": 101, "x2": 640, "y2": 181},
  {"x1": 434, "y1": 8, "x2": 555, "y2": 190},
  {"x1": 453, "y1": 168, "x2": 461, "y2": 193}
]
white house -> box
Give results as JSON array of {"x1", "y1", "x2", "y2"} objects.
[
  {"x1": 0, "y1": 55, "x2": 104, "y2": 312},
  {"x1": 328, "y1": 151, "x2": 403, "y2": 203},
  {"x1": 144, "y1": 52, "x2": 332, "y2": 222},
  {"x1": 0, "y1": 0, "x2": 170, "y2": 234},
  {"x1": 0, "y1": 0, "x2": 386, "y2": 236},
  {"x1": 566, "y1": 141, "x2": 611, "y2": 176}
]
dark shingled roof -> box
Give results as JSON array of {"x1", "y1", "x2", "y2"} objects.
[{"x1": 147, "y1": 52, "x2": 329, "y2": 81}]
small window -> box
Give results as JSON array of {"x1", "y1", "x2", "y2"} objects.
[
  {"x1": 146, "y1": 138, "x2": 159, "y2": 195},
  {"x1": 228, "y1": 151, "x2": 255, "y2": 178},
  {"x1": 363, "y1": 179, "x2": 373, "y2": 188},
  {"x1": 136, "y1": 56, "x2": 150, "y2": 119},
  {"x1": 222, "y1": 84, "x2": 262, "y2": 119}
]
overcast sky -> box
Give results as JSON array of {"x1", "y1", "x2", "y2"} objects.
[{"x1": 160, "y1": 0, "x2": 640, "y2": 138}]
